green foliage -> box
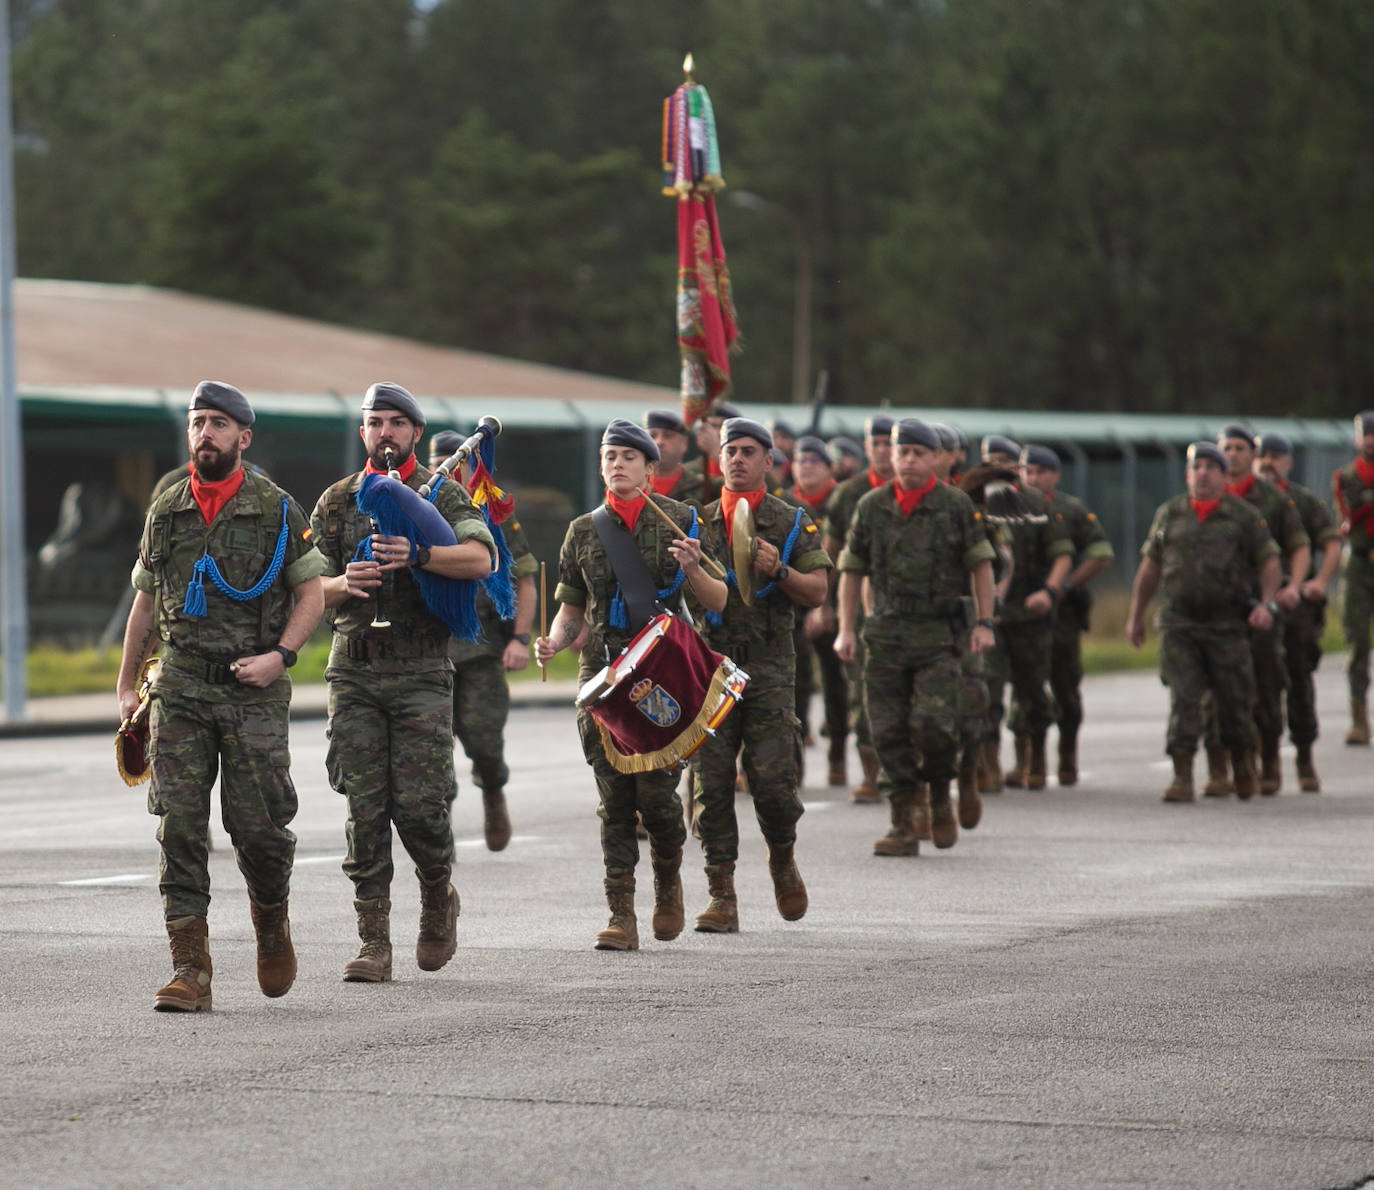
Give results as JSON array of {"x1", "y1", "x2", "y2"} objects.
[{"x1": 11, "y1": 0, "x2": 1374, "y2": 413}]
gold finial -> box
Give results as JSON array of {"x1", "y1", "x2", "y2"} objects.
[{"x1": 683, "y1": 52, "x2": 695, "y2": 83}]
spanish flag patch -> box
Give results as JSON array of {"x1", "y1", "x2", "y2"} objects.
[
  {"x1": 301, "y1": 527, "x2": 314, "y2": 541},
  {"x1": 804, "y1": 522, "x2": 817, "y2": 533}
]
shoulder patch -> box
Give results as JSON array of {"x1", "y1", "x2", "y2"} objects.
[
  {"x1": 804, "y1": 522, "x2": 817, "y2": 533},
  {"x1": 510, "y1": 520, "x2": 521, "y2": 531},
  {"x1": 1086, "y1": 512, "x2": 1097, "y2": 521},
  {"x1": 301, "y1": 527, "x2": 313, "y2": 541}
]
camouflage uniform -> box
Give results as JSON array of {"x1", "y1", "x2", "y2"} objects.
[
  {"x1": 555, "y1": 494, "x2": 700, "y2": 878},
  {"x1": 679, "y1": 458, "x2": 725, "y2": 508},
  {"x1": 692, "y1": 495, "x2": 831, "y2": 865},
  {"x1": 132, "y1": 469, "x2": 326, "y2": 920},
  {"x1": 1201, "y1": 477, "x2": 1308, "y2": 749},
  {"x1": 1142, "y1": 493, "x2": 1281, "y2": 754},
  {"x1": 1043, "y1": 491, "x2": 1115, "y2": 743},
  {"x1": 839, "y1": 482, "x2": 997, "y2": 790},
  {"x1": 1334, "y1": 461, "x2": 1374, "y2": 705},
  {"x1": 311, "y1": 465, "x2": 495, "y2": 900},
  {"x1": 992, "y1": 487, "x2": 1074, "y2": 740},
  {"x1": 1281, "y1": 481, "x2": 1339, "y2": 747},
  {"x1": 789, "y1": 483, "x2": 848, "y2": 752},
  {"x1": 446, "y1": 516, "x2": 539, "y2": 798}
]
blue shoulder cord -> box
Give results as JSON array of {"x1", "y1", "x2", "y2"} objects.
[
  {"x1": 182, "y1": 497, "x2": 290, "y2": 617},
  {"x1": 608, "y1": 505, "x2": 699, "y2": 630},
  {"x1": 706, "y1": 506, "x2": 806, "y2": 626}
]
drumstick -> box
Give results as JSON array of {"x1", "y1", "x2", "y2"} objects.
[
  {"x1": 638, "y1": 488, "x2": 728, "y2": 579},
  {"x1": 538, "y1": 560, "x2": 548, "y2": 682}
]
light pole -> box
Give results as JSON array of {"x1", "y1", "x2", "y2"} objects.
[{"x1": 728, "y1": 189, "x2": 812, "y2": 407}]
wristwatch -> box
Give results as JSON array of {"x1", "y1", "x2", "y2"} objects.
[
  {"x1": 773, "y1": 565, "x2": 790, "y2": 583},
  {"x1": 412, "y1": 545, "x2": 432, "y2": 568},
  {"x1": 976, "y1": 617, "x2": 997, "y2": 630},
  {"x1": 272, "y1": 645, "x2": 297, "y2": 668},
  {"x1": 512, "y1": 632, "x2": 531, "y2": 645},
  {"x1": 1264, "y1": 599, "x2": 1279, "y2": 615}
]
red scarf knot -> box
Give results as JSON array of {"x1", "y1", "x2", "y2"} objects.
[
  {"x1": 605, "y1": 489, "x2": 646, "y2": 532},
  {"x1": 189, "y1": 468, "x2": 245, "y2": 526},
  {"x1": 649, "y1": 468, "x2": 682, "y2": 496},
  {"x1": 1191, "y1": 498, "x2": 1221, "y2": 522},
  {"x1": 1225, "y1": 473, "x2": 1255, "y2": 499},
  {"x1": 893, "y1": 473, "x2": 937, "y2": 516},
  {"x1": 720, "y1": 487, "x2": 767, "y2": 542}
]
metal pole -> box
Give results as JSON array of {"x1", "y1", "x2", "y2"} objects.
[{"x1": 0, "y1": 0, "x2": 28, "y2": 722}]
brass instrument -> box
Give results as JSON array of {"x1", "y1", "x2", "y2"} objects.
[{"x1": 730, "y1": 498, "x2": 757, "y2": 606}]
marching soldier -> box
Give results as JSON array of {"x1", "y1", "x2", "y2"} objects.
[
  {"x1": 1126, "y1": 442, "x2": 1282, "y2": 802},
  {"x1": 680, "y1": 399, "x2": 737, "y2": 507},
  {"x1": 312, "y1": 384, "x2": 496, "y2": 982},
  {"x1": 1332, "y1": 410, "x2": 1374, "y2": 745},
  {"x1": 535, "y1": 420, "x2": 726, "y2": 950},
  {"x1": 828, "y1": 436, "x2": 864, "y2": 482},
  {"x1": 116, "y1": 381, "x2": 326, "y2": 1011},
  {"x1": 642, "y1": 409, "x2": 706, "y2": 507},
  {"x1": 835, "y1": 418, "x2": 998, "y2": 856},
  {"x1": 692, "y1": 419, "x2": 830, "y2": 931},
  {"x1": 428, "y1": 430, "x2": 539, "y2": 850},
  {"x1": 1018, "y1": 445, "x2": 1115, "y2": 785},
  {"x1": 823, "y1": 414, "x2": 897, "y2": 802},
  {"x1": 1255, "y1": 433, "x2": 1341, "y2": 790},
  {"x1": 1202, "y1": 425, "x2": 1309, "y2": 795}
]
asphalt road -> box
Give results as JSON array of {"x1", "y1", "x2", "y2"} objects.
[{"x1": 1, "y1": 663, "x2": 1372, "y2": 1189}]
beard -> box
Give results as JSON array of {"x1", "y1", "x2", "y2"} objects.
[
  {"x1": 192, "y1": 442, "x2": 240, "y2": 482},
  {"x1": 369, "y1": 444, "x2": 410, "y2": 472}
]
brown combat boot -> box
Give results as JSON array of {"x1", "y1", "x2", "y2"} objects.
[
  {"x1": 694, "y1": 862, "x2": 739, "y2": 933},
  {"x1": 873, "y1": 795, "x2": 920, "y2": 857},
  {"x1": 929, "y1": 781, "x2": 958, "y2": 849},
  {"x1": 343, "y1": 897, "x2": 392, "y2": 982},
  {"x1": 416, "y1": 873, "x2": 460, "y2": 971},
  {"x1": 1231, "y1": 749, "x2": 1258, "y2": 800},
  {"x1": 1258, "y1": 736, "x2": 1282, "y2": 795},
  {"x1": 1004, "y1": 735, "x2": 1030, "y2": 788},
  {"x1": 977, "y1": 738, "x2": 1004, "y2": 793},
  {"x1": 1295, "y1": 743, "x2": 1320, "y2": 792},
  {"x1": 649, "y1": 848, "x2": 684, "y2": 941},
  {"x1": 827, "y1": 739, "x2": 847, "y2": 787},
  {"x1": 1026, "y1": 734, "x2": 1048, "y2": 791},
  {"x1": 248, "y1": 895, "x2": 296, "y2": 998},
  {"x1": 912, "y1": 781, "x2": 932, "y2": 840},
  {"x1": 595, "y1": 874, "x2": 639, "y2": 949},
  {"x1": 154, "y1": 915, "x2": 212, "y2": 1012},
  {"x1": 850, "y1": 746, "x2": 882, "y2": 803},
  {"x1": 1203, "y1": 745, "x2": 1233, "y2": 797},
  {"x1": 957, "y1": 762, "x2": 983, "y2": 829},
  {"x1": 766, "y1": 841, "x2": 808, "y2": 921},
  {"x1": 1346, "y1": 698, "x2": 1371, "y2": 745},
  {"x1": 482, "y1": 788, "x2": 511, "y2": 851},
  {"x1": 1057, "y1": 731, "x2": 1078, "y2": 786},
  {"x1": 1163, "y1": 749, "x2": 1195, "y2": 803}
]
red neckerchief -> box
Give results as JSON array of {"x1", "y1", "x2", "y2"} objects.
[
  {"x1": 1225, "y1": 473, "x2": 1255, "y2": 499},
  {"x1": 1273, "y1": 478, "x2": 1288, "y2": 489},
  {"x1": 365, "y1": 453, "x2": 418, "y2": 481},
  {"x1": 649, "y1": 468, "x2": 682, "y2": 496},
  {"x1": 892, "y1": 473, "x2": 937, "y2": 516},
  {"x1": 1355, "y1": 457, "x2": 1374, "y2": 487},
  {"x1": 1191, "y1": 498, "x2": 1221, "y2": 522},
  {"x1": 189, "y1": 467, "x2": 245, "y2": 526},
  {"x1": 707, "y1": 458, "x2": 723, "y2": 478},
  {"x1": 866, "y1": 466, "x2": 886, "y2": 489},
  {"x1": 720, "y1": 487, "x2": 767, "y2": 543},
  {"x1": 604, "y1": 488, "x2": 646, "y2": 532},
  {"x1": 794, "y1": 477, "x2": 836, "y2": 513}
]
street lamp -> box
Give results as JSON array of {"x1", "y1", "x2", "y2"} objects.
[{"x1": 728, "y1": 189, "x2": 813, "y2": 407}]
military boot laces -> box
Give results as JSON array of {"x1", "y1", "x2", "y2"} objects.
[
  {"x1": 416, "y1": 877, "x2": 460, "y2": 972},
  {"x1": 694, "y1": 862, "x2": 739, "y2": 933},
  {"x1": 248, "y1": 895, "x2": 296, "y2": 998},
  {"x1": 154, "y1": 916, "x2": 212, "y2": 1013},
  {"x1": 343, "y1": 897, "x2": 392, "y2": 982},
  {"x1": 595, "y1": 874, "x2": 639, "y2": 950}
]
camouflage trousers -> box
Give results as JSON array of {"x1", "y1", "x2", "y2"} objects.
[
  {"x1": 864, "y1": 641, "x2": 965, "y2": 789},
  {"x1": 1050, "y1": 618, "x2": 1085, "y2": 738},
  {"x1": 958, "y1": 647, "x2": 990, "y2": 764},
  {"x1": 691, "y1": 682, "x2": 805, "y2": 867},
  {"x1": 990, "y1": 617, "x2": 1056, "y2": 738},
  {"x1": 847, "y1": 632, "x2": 873, "y2": 749},
  {"x1": 148, "y1": 682, "x2": 297, "y2": 920},
  {"x1": 1343, "y1": 553, "x2": 1374, "y2": 701},
  {"x1": 1161, "y1": 625, "x2": 1256, "y2": 754},
  {"x1": 451, "y1": 651, "x2": 510, "y2": 798},
  {"x1": 1284, "y1": 596, "x2": 1327, "y2": 746},
  {"x1": 325, "y1": 661, "x2": 456, "y2": 901},
  {"x1": 795, "y1": 624, "x2": 848, "y2": 747},
  {"x1": 1203, "y1": 622, "x2": 1285, "y2": 746},
  {"x1": 576, "y1": 704, "x2": 687, "y2": 879}
]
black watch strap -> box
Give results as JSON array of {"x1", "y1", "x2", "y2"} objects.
[
  {"x1": 272, "y1": 645, "x2": 297, "y2": 668},
  {"x1": 412, "y1": 545, "x2": 432, "y2": 568}
]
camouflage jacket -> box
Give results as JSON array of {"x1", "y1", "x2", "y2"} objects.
[
  {"x1": 1332, "y1": 461, "x2": 1374, "y2": 557},
  {"x1": 132, "y1": 468, "x2": 326, "y2": 695},
  {"x1": 1281, "y1": 480, "x2": 1339, "y2": 579},
  {"x1": 310, "y1": 465, "x2": 496, "y2": 666},
  {"x1": 1231, "y1": 475, "x2": 1309, "y2": 591},
  {"x1": 449, "y1": 513, "x2": 540, "y2": 663},
  {"x1": 838, "y1": 481, "x2": 996, "y2": 651},
  {"x1": 1143, "y1": 493, "x2": 1281, "y2": 629},
  {"x1": 1000, "y1": 486, "x2": 1075, "y2": 624},
  {"x1": 823, "y1": 469, "x2": 885, "y2": 544},
  {"x1": 555, "y1": 493, "x2": 714, "y2": 674},
  {"x1": 1044, "y1": 488, "x2": 1114, "y2": 622},
  {"x1": 698, "y1": 493, "x2": 831, "y2": 669}
]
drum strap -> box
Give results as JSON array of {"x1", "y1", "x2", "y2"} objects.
[{"x1": 592, "y1": 505, "x2": 663, "y2": 632}]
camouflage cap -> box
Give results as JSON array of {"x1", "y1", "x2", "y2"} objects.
[{"x1": 189, "y1": 380, "x2": 254, "y2": 427}]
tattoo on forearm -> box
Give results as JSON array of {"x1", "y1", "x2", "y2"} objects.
[{"x1": 560, "y1": 622, "x2": 579, "y2": 644}]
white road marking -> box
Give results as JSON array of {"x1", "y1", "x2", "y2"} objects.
[{"x1": 59, "y1": 874, "x2": 151, "y2": 886}]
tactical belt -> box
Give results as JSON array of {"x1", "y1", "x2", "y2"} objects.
[
  {"x1": 880, "y1": 594, "x2": 967, "y2": 619},
  {"x1": 719, "y1": 643, "x2": 750, "y2": 664},
  {"x1": 163, "y1": 647, "x2": 250, "y2": 685},
  {"x1": 340, "y1": 634, "x2": 446, "y2": 661}
]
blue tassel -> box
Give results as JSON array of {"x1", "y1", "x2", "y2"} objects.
[
  {"x1": 414, "y1": 569, "x2": 481, "y2": 642},
  {"x1": 182, "y1": 564, "x2": 208, "y2": 617},
  {"x1": 609, "y1": 586, "x2": 628, "y2": 630},
  {"x1": 479, "y1": 518, "x2": 516, "y2": 622}
]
